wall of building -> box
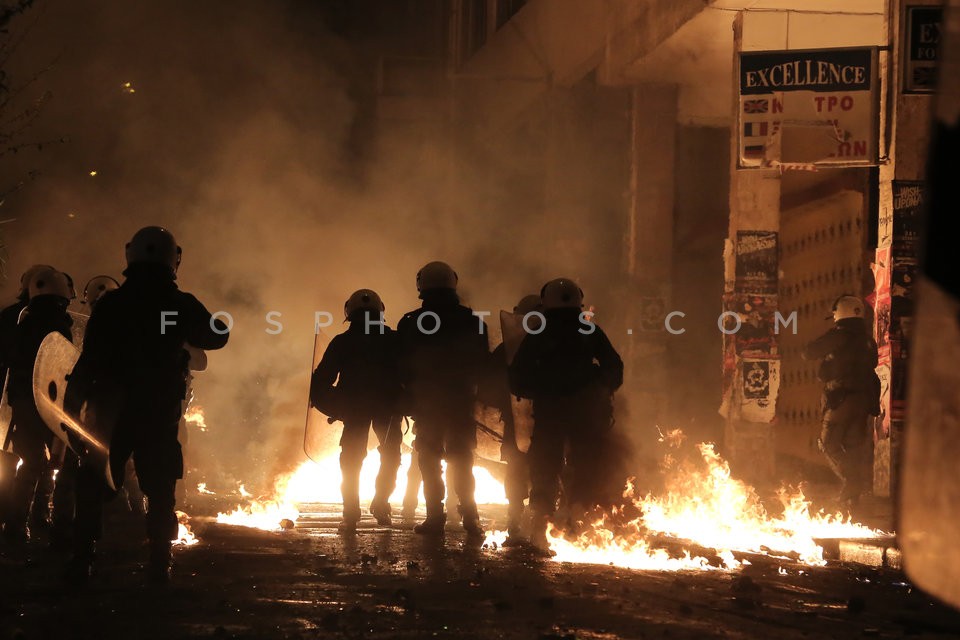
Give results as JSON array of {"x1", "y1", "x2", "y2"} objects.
[
  {"x1": 447, "y1": 0, "x2": 934, "y2": 488},
  {"x1": 722, "y1": 7, "x2": 885, "y2": 483},
  {"x1": 668, "y1": 126, "x2": 730, "y2": 444},
  {"x1": 873, "y1": 0, "x2": 941, "y2": 499}
]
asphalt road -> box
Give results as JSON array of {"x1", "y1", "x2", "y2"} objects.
[{"x1": 3, "y1": 503, "x2": 960, "y2": 640}]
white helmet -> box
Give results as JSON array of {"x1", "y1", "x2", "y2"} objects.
[
  {"x1": 83, "y1": 275, "x2": 120, "y2": 307},
  {"x1": 19, "y1": 264, "x2": 55, "y2": 298},
  {"x1": 126, "y1": 226, "x2": 181, "y2": 273},
  {"x1": 515, "y1": 293, "x2": 543, "y2": 331},
  {"x1": 344, "y1": 289, "x2": 385, "y2": 320},
  {"x1": 416, "y1": 261, "x2": 457, "y2": 295},
  {"x1": 831, "y1": 295, "x2": 865, "y2": 322},
  {"x1": 540, "y1": 278, "x2": 583, "y2": 310},
  {"x1": 514, "y1": 294, "x2": 542, "y2": 316},
  {"x1": 28, "y1": 268, "x2": 75, "y2": 301}
]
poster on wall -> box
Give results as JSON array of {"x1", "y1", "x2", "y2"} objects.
[
  {"x1": 904, "y1": 6, "x2": 942, "y2": 94},
  {"x1": 735, "y1": 231, "x2": 778, "y2": 293},
  {"x1": 723, "y1": 293, "x2": 778, "y2": 356},
  {"x1": 891, "y1": 355, "x2": 909, "y2": 422},
  {"x1": 892, "y1": 258, "x2": 918, "y2": 324},
  {"x1": 738, "y1": 47, "x2": 879, "y2": 168},
  {"x1": 740, "y1": 358, "x2": 780, "y2": 423},
  {"x1": 637, "y1": 297, "x2": 666, "y2": 332},
  {"x1": 873, "y1": 245, "x2": 892, "y2": 355},
  {"x1": 718, "y1": 340, "x2": 738, "y2": 419},
  {"x1": 875, "y1": 363, "x2": 892, "y2": 439},
  {"x1": 892, "y1": 181, "x2": 924, "y2": 258}
]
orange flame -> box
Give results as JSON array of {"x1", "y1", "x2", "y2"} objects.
[
  {"x1": 216, "y1": 450, "x2": 507, "y2": 531},
  {"x1": 496, "y1": 436, "x2": 883, "y2": 570},
  {"x1": 173, "y1": 510, "x2": 199, "y2": 546},
  {"x1": 184, "y1": 405, "x2": 207, "y2": 432}
]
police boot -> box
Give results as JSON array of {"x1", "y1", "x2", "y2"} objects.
[
  {"x1": 458, "y1": 503, "x2": 483, "y2": 537},
  {"x1": 529, "y1": 513, "x2": 555, "y2": 557},
  {"x1": 401, "y1": 493, "x2": 418, "y2": 521},
  {"x1": 503, "y1": 502, "x2": 527, "y2": 547},
  {"x1": 65, "y1": 542, "x2": 95, "y2": 588},
  {"x1": 369, "y1": 498, "x2": 392, "y2": 527},
  {"x1": 338, "y1": 516, "x2": 359, "y2": 534},
  {"x1": 30, "y1": 479, "x2": 53, "y2": 533},
  {"x1": 2, "y1": 522, "x2": 29, "y2": 545},
  {"x1": 148, "y1": 540, "x2": 173, "y2": 585},
  {"x1": 5, "y1": 475, "x2": 35, "y2": 544},
  {"x1": 49, "y1": 521, "x2": 73, "y2": 551},
  {"x1": 413, "y1": 511, "x2": 446, "y2": 535},
  {"x1": 340, "y1": 465, "x2": 362, "y2": 532}
]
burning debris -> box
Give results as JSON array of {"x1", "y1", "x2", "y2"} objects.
[
  {"x1": 213, "y1": 449, "x2": 507, "y2": 531},
  {"x1": 184, "y1": 405, "x2": 207, "y2": 432},
  {"x1": 486, "y1": 432, "x2": 882, "y2": 571},
  {"x1": 210, "y1": 423, "x2": 883, "y2": 575},
  {"x1": 173, "y1": 511, "x2": 199, "y2": 546}
]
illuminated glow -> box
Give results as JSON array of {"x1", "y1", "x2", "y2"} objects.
[
  {"x1": 217, "y1": 450, "x2": 507, "y2": 530},
  {"x1": 196, "y1": 482, "x2": 215, "y2": 495},
  {"x1": 173, "y1": 511, "x2": 199, "y2": 546},
  {"x1": 89, "y1": 170, "x2": 97, "y2": 177},
  {"x1": 217, "y1": 498, "x2": 299, "y2": 532},
  {"x1": 482, "y1": 530, "x2": 509, "y2": 548},
  {"x1": 548, "y1": 521, "x2": 737, "y2": 571},
  {"x1": 496, "y1": 435, "x2": 884, "y2": 571},
  {"x1": 184, "y1": 405, "x2": 207, "y2": 432}
]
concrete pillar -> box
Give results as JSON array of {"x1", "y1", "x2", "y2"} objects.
[
  {"x1": 873, "y1": 0, "x2": 939, "y2": 498},
  {"x1": 624, "y1": 84, "x2": 677, "y2": 435},
  {"x1": 721, "y1": 13, "x2": 782, "y2": 483}
]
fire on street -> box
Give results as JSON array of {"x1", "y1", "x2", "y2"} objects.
[{"x1": 3, "y1": 503, "x2": 960, "y2": 640}]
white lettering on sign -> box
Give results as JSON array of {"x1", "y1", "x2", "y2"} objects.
[
  {"x1": 738, "y1": 235, "x2": 776, "y2": 254},
  {"x1": 894, "y1": 185, "x2": 923, "y2": 209},
  {"x1": 745, "y1": 60, "x2": 867, "y2": 90}
]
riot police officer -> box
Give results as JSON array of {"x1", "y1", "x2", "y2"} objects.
[
  {"x1": 397, "y1": 262, "x2": 489, "y2": 536},
  {"x1": 509, "y1": 278, "x2": 623, "y2": 552},
  {"x1": 67, "y1": 227, "x2": 229, "y2": 584},
  {"x1": 802, "y1": 295, "x2": 880, "y2": 506},
  {"x1": 311, "y1": 289, "x2": 403, "y2": 531},
  {"x1": 2, "y1": 268, "x2": 75, "y2": 543}
]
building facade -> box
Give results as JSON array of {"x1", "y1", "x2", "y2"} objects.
[{"x1": 429, "y1": 0, "x2": 942, "y2": 491}]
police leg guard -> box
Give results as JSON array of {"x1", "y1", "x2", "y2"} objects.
[
  {"x1": 148, "y1": 539, "x2": 173, "y2": 584},
  {"x1": 402, "y1": 453, "x2": 421, "y2": 519},
  {"x1": 528, "y1": 512, "x2": 555, "y2": 557},
  {"x1": 64, "y1": 540, "x2": 96, "y2": 588},
  {"x1": 5, "y1": 461, "x2": 42, "y2": 543}
]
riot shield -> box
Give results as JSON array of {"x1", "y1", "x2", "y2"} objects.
[
  {"x1": 68, "y1": 311, "x2": 89, "y2": 348},
  {"x1": 32, "y1": 332, "x2": 118, "y2": 490},
  {"x1": 2, "y1": 311, "x2": 88, "y2": 456},
  {"x1": 474, "y1": 404, "x2": 504, "y2": 462},
  {"x1": 0, "y1": 371, "x2": 11, "y2": 451},
  {"x1": 303, "y1": 329, "x2": 335, "y2": 463},
  {"x1": 901, "y1": 0, "x2": 960, "y2": 610},
  {"x1": 499, "y1": 310, "x2": 534, "y2": 453}
]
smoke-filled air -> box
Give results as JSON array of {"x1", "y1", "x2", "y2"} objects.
[{"x1": 1, "y1": 0, "x2": 628, "y2": 488}]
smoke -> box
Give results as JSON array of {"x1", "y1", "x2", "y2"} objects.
[{"x1": 1, "y1": 1, "x2": 634, "y2": 489}]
